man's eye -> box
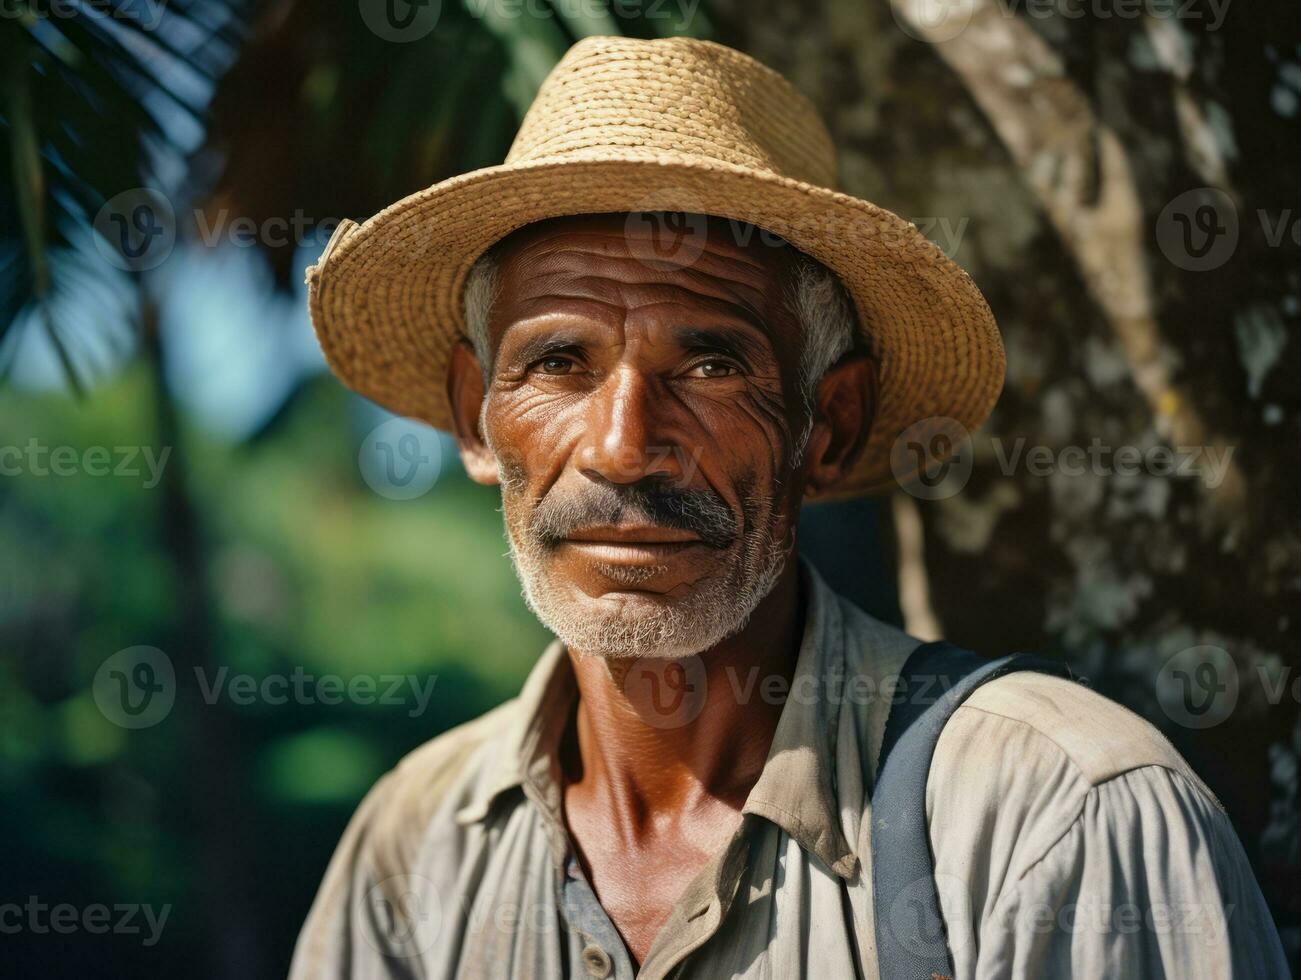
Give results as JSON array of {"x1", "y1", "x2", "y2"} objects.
[
  {"x1": 687, "y1": 359, "x2": 738, "y2": 378},
  {"x1": 534, "y1": 356, "x2": 575, "y2": 375}
]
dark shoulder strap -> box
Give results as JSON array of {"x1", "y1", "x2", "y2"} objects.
[{"x1": 871, "y1": 641, "x2": 1072, "y2": 980}]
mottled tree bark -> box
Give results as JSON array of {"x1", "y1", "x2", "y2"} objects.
[{"x1": 713, "y1": 0, "x2": 1300, "y2": 956}]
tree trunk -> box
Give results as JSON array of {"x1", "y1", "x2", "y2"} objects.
[
  {"x1": 141, "y1": 297, "x2": 268, "y2": 978},
  {"x1": 712, "y1": 0, "x2": 1300, "y2": 956}
]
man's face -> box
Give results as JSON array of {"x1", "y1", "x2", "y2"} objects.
[{"x1": 464, "y1": 213, "x2": 825, "y2": 659}]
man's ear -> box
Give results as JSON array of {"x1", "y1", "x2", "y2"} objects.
[
  {"x1": 801, "y1": 355, "x2": 877, "y2": 499},
  {"x1": 447, "y1": 339, "x2": 499, "y2": 486}
]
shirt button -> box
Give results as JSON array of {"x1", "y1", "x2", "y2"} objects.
[{"x1": 581, "y1": 944, "x2": 612, "y2": 978}]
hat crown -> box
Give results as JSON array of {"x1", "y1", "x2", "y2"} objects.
[{"x1": 507, "y1": 36, "x2": 839, "y2": 190}]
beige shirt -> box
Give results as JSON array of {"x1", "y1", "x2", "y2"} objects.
[{"x1": 289, "y1": 562, "x2": 1287, "y2": 979}]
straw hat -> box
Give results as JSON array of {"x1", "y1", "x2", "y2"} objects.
[{"x1": 306, "y1": 35, "x2": 1004, "y2": 496}]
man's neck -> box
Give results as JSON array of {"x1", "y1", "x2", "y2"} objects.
[{"x1": 561, "y1": 558, "x2": 805, "y2": 825}]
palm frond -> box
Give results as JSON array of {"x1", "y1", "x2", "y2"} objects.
[{"x1": 0, "y1": 0, "x2": 248, "y2": 391}]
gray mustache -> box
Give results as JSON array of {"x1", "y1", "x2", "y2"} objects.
[{"x1": 529, "y1": 481, "x2": 738, "y2": 550}]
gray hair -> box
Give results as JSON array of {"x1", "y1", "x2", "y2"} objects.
[
  {"x1": 462, "y1": 250, "x2": 856, "y2": 458},
  {"x1": 463, "y1": 256, "x2": 500, "y2": 371},
  {"x1": 784, "y1": 255, "x2": 856, "y2": 459}
]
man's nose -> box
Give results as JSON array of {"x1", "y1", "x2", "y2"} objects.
[{"x1": 575, "y1": 367, "x2": 686, "y2": 486}]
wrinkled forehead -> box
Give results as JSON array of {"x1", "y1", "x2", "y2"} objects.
[{"x1": 485, "y1": 212, "x2": 804, "y2": 337}]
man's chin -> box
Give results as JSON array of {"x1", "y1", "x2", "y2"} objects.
[
  {"x1": 521, "y1": 561, "x2": 786, "y2": 660},
  {"x1": 509, "y1": 528, "x2": 792, "y2": 660},
  {"x1": 571, "y1": 641, "x2": 708, "y2": 662},
  {"x1": 533, "y1": 588, "x2": 719, "y2": 660}
]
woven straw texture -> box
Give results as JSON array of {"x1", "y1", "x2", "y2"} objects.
[{"x1": 306, "y1": 36, "x2": 1005, "y2": 496}]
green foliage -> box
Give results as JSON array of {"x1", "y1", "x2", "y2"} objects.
[
  {"x1": 1, "y1": 2, "x2": 718, "y2": 974},
  {"x1": 0, "y1": 370, "x2": 549, "y2": 975}
]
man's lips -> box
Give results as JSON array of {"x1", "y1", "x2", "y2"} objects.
[{"x1": 559, "y1": 525, "x2": 705, "y2": 563}]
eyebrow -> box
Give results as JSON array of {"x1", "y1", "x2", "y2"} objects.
[
  {"x1": 496, "y1": 320, "x2": 775, "y2": 369},
  {"x1": 674, "y1": 324, "x2": 773, "y2": 366},
  {"x1": 499, "y1": 330, "x2": 589, "y2": 368}
]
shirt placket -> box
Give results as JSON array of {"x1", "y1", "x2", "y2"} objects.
[
  {"x1": 513, "y1": 649, "x2": 766, "y2": 980},
  {"x1": 559, "y1": 853, "x2": 637, "y2": 980},
  {"x1": 526, "y1": 755, "x2": 755, "y2": 980},
  {"x1": 635, "y1": 819, "x2": 754, "y2": 980}
]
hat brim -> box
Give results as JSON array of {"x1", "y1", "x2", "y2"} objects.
[{"x1": 307, "y1": 149, "x2": 1004, "y2": 497}]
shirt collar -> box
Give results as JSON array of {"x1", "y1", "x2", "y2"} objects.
[
  {"x1": 455, "y1": 558, "x2": 860, "y2": 879},
  {"x1": 741, "y1": 560, "x2": 859, "y2": 877}
]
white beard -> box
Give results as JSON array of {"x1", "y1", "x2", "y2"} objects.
[{"x1": 503, "y1": 513, "x2": 793, "y2": 660}]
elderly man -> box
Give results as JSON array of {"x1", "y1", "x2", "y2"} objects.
[{"x1": 291, "y1": 36, "x2": 1285, "y2": 980}]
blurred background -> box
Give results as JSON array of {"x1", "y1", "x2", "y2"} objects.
[{"x1": 1, "y1": 0, "x2": 1298, "y2": 975}]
